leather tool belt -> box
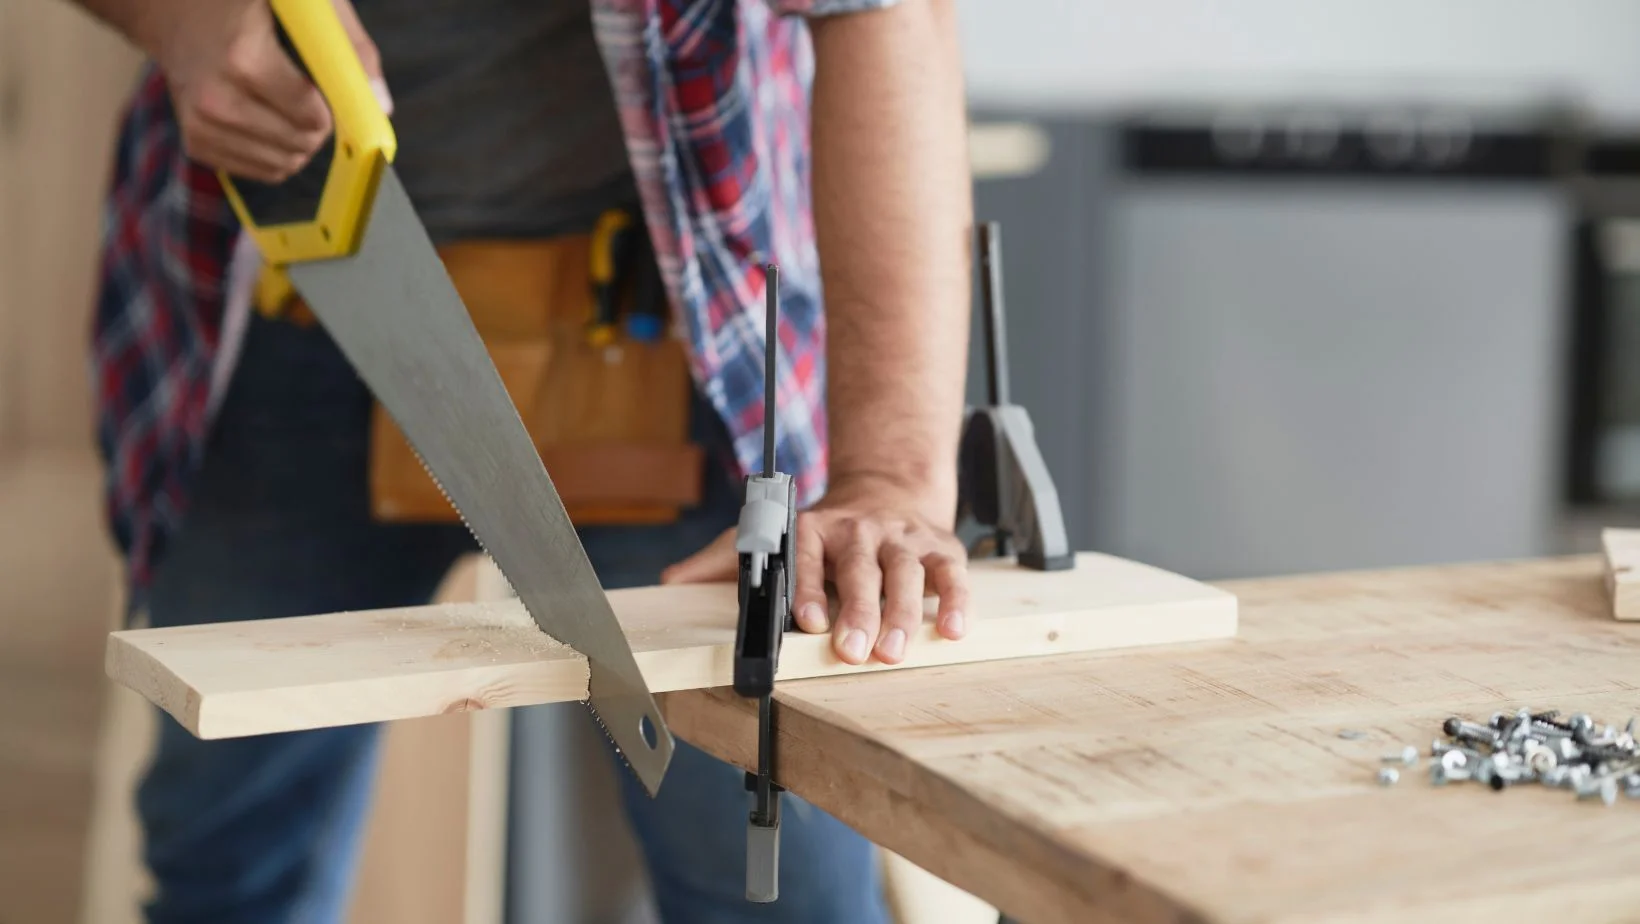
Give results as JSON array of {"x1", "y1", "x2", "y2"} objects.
[{"x1": 255, "y1": 208, "x2": 704, "y2": 527}]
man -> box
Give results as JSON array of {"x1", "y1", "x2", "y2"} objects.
[{"x1": 71, "y1": 0, "x2": 974, "y2": 920}]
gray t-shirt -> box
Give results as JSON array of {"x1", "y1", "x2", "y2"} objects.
[{"x1": 352, "y1": 0, "x2": 637, "y2": 242}]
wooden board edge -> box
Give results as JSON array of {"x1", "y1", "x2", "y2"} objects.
[
  {"x1": 104, "y1": 631, "x2": 201, "y2": 735},
  {"x1": 191, "y1": 663, "x2": 590, "y2": 740},
  {"x1": 660, "y1": 688, "x2": 1205, "y2": 924},
  {"x1": 1602, "y1": 528, "x2": 1640, "y2": 621}
]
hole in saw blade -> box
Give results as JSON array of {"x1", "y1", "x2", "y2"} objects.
[{"x1": 640, "y1": 713, "x2": 658, "y2": 750}]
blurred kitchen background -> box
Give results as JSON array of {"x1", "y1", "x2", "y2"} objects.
[
  {"x1": 958, "y1": 0, "x2": 1640, "y2": 580},
  {"x1": 9, "y1": 0, "x2": 1640, "y2": 921}
]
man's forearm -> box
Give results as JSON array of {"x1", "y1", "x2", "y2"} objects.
[{"x1": 808, "y1": 0, "x2": 972, "y2": 523}]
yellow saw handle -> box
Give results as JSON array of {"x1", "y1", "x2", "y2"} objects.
[{"x1": 218, "y1": 0, "x2": 397, "y2": 265}]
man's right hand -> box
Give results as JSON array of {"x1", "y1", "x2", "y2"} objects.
[{"x1": 133, "y1": 0, "x2": 381, "y2": 183}]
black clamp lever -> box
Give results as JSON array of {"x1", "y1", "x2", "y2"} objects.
[
  {"x1": 733, "y1": 262, "x2": 797, "y2": 903},
  {"x1": 957, "y1": 222, "x2": 1074, "y2": 572}
]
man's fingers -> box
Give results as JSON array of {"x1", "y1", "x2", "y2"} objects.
[
  {"x1": 792, "y1": 518, "x2": 828, "y2": 633},
  {"x1": 197, "y1": 87, "x2": 326, "y2": 160},
  {"x1": 925, "y1": 550, "x2": 970, "y2": 640},
  {"x1": 874, "y1": 544, "x2": 925, "y2": 664},
  {"x1": 829, "y1": 522, "x2": 883, "y2": 665},
  {"x1": 232, "y1": 19, "x2": 332, "y2": 134},
  {"x1": 186, "y1": 128, "x2": 302, "y2": 183}
]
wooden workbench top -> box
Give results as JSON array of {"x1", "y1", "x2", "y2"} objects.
[{"x1": 661, "y1": 555, "x2": 1640, "y2": 924}]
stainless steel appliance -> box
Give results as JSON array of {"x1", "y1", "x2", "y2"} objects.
[{"x1": 968, "y1": 102, "x2": 1572, "y2": 580}]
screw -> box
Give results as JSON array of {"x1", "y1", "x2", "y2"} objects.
[
  {"x1": 1337, "y1": 729, "x2": 1367, "y2": 741},
  {"x1": 1378, "y1": 767, "x2": 1400, "y2": 786},
  {"x1": 1501, "y1": 709, "x2": 1531, "y2": 743},
  {"x1": 1530, "y1": 721, "x2": 1572, "y2": 740},
  {"x1": 1583, "y1": 743, "x2": 1631, "y2": 765},
  {"x1": 1473, "y1": 759, "x2": 1497, "y2": 787},
  {"x1": 1382, "y1": 746, "x2": 1417, "y2": 766},
  {"x1": 1571, "y1": 714, "x2": 1596, "y2": 744},
  {"x1": 1444, "y1": 719, "x2": 1498, "y2": 749}
]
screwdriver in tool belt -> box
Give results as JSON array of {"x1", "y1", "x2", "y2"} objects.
[{"x1": 588, "y1": 208, "x2": 665, "y2": 346}]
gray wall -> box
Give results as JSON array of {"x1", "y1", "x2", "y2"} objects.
[{"x1": 956, "y1": 0, "x2": 1640, "y2": 123}]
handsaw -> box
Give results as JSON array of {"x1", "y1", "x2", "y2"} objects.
[{"x1": 214, "y1": 0, "x2": 674, "y2": 795}]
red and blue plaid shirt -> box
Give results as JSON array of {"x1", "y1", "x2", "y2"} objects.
[{"x1": 93, "y1": 0, "x2": 883, "y2": 597}]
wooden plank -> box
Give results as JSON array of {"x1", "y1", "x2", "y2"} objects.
[
  {"x1": 106, "y1": 553, "x2": 1238, "y2": 739},
  {"x1": 663, "y1": 556, "x2": 1640, "y2": 924},
  {"x1": 1601, "y1": 527, "x2": 1640, "y2": 620}
]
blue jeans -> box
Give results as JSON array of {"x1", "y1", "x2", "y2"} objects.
[{"x1": 136, "y1": 314, "x2": 887, "y2": 924}]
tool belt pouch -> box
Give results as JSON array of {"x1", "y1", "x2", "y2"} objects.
[{"x1": 364, "y1": 231, "x2": 704, "y2": 527}]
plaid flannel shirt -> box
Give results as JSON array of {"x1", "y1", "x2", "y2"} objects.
[{"x1": 93, "y1": 0, "x2": 892, "y2": 601}]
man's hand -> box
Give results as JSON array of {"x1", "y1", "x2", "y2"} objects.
[
  {"x1": 662, "y1": 473, "x2": 969, "y2": 665},
  {"x1": 665, "y1": 0, "x2": 974, "y2": 665},
  {"x1": 106, "y1": 0, "x2": 381, "y2": 182}
]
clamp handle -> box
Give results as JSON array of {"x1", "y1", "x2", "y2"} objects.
[{"x1": 218, "y1": 0, "x2": 397, "y2": 265}]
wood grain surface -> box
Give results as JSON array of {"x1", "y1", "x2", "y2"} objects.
[
  {"x1": 1601, "y1": 528, "x2": 1640, "y2": 621},
  {"x1": 106, "y1": 552, "x2": 1237, "y2": 739},
  {"x1": 662, "y1": 556, "x2": 1640, "y2": 924}
]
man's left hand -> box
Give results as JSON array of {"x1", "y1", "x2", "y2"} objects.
[{"x1": 661, "y1": 473, "x2": 969, "y2": 665}]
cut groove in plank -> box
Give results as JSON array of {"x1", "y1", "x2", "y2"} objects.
[{"x1": 106, "y1": 553, "x2": 1238, "y2": 739}]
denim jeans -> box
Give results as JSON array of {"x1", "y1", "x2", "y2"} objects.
[{"x1": 136, "y1": 313, "x2": 887, "y2": 923}]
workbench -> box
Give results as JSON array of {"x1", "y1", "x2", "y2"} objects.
[{"x1": 660, "y1": 555, "x2": 1640, "y2": 924}]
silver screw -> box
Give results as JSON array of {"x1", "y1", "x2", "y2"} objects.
[
  {"x1": 1530, "y1": 721, "x2": 1572, "y2": 740},
  {"x1": 1378, "y1": 767, "x2": 1400, "y2": 786},
  {"x1": 1337, "y1": 729, "x2": 1367, "y2": 741},
  {"x1": 1382, "y1": 746, "x2": 1417, "y2": 766},
  {"x1": 1473, "y1": 759, "x2": 1496, "y2": 787},
  {"x1": 1572, "y1": 715, "x2": 1596, "y2": 741}
]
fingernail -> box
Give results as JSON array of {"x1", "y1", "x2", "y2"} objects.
[
  {"x1": 841, "y1": 629, "x2": 868, "y2": 663},
  {"x1": 880, "y1": 628, "x2": 906, "y2": 661},
  {"x1": 798, "y1": 603, "x2": 827, "y2": 632},
  {"x1": 946, "y1": 610, "x2": 965, "y2": 636}
]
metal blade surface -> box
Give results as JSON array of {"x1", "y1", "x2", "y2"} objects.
[{"x1": 285, "y1": 168, "x2": 674, "y2": 795}]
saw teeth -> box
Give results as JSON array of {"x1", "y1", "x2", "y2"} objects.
[{"x1": 400, "y1": 439, "x2": 636, "y2": 773}]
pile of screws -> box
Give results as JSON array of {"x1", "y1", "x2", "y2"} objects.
[{"x1": 1385, "y1": 709, "x2": 1640, "y2": 805}]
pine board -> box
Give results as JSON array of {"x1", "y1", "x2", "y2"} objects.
[
  {"x1": 1601, "y1": 527, "x2": 1640, "y2": 620},
  {"x1": 105, "y1": 552, "x2": 1238, "y2": 739},
  {"x1": 662, "y1": 556, "x2": 1640, "y2": 924}
]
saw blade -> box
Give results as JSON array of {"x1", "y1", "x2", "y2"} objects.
[{"x1": 285, "y1": 167, "x2": 674, "y2": 795}]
